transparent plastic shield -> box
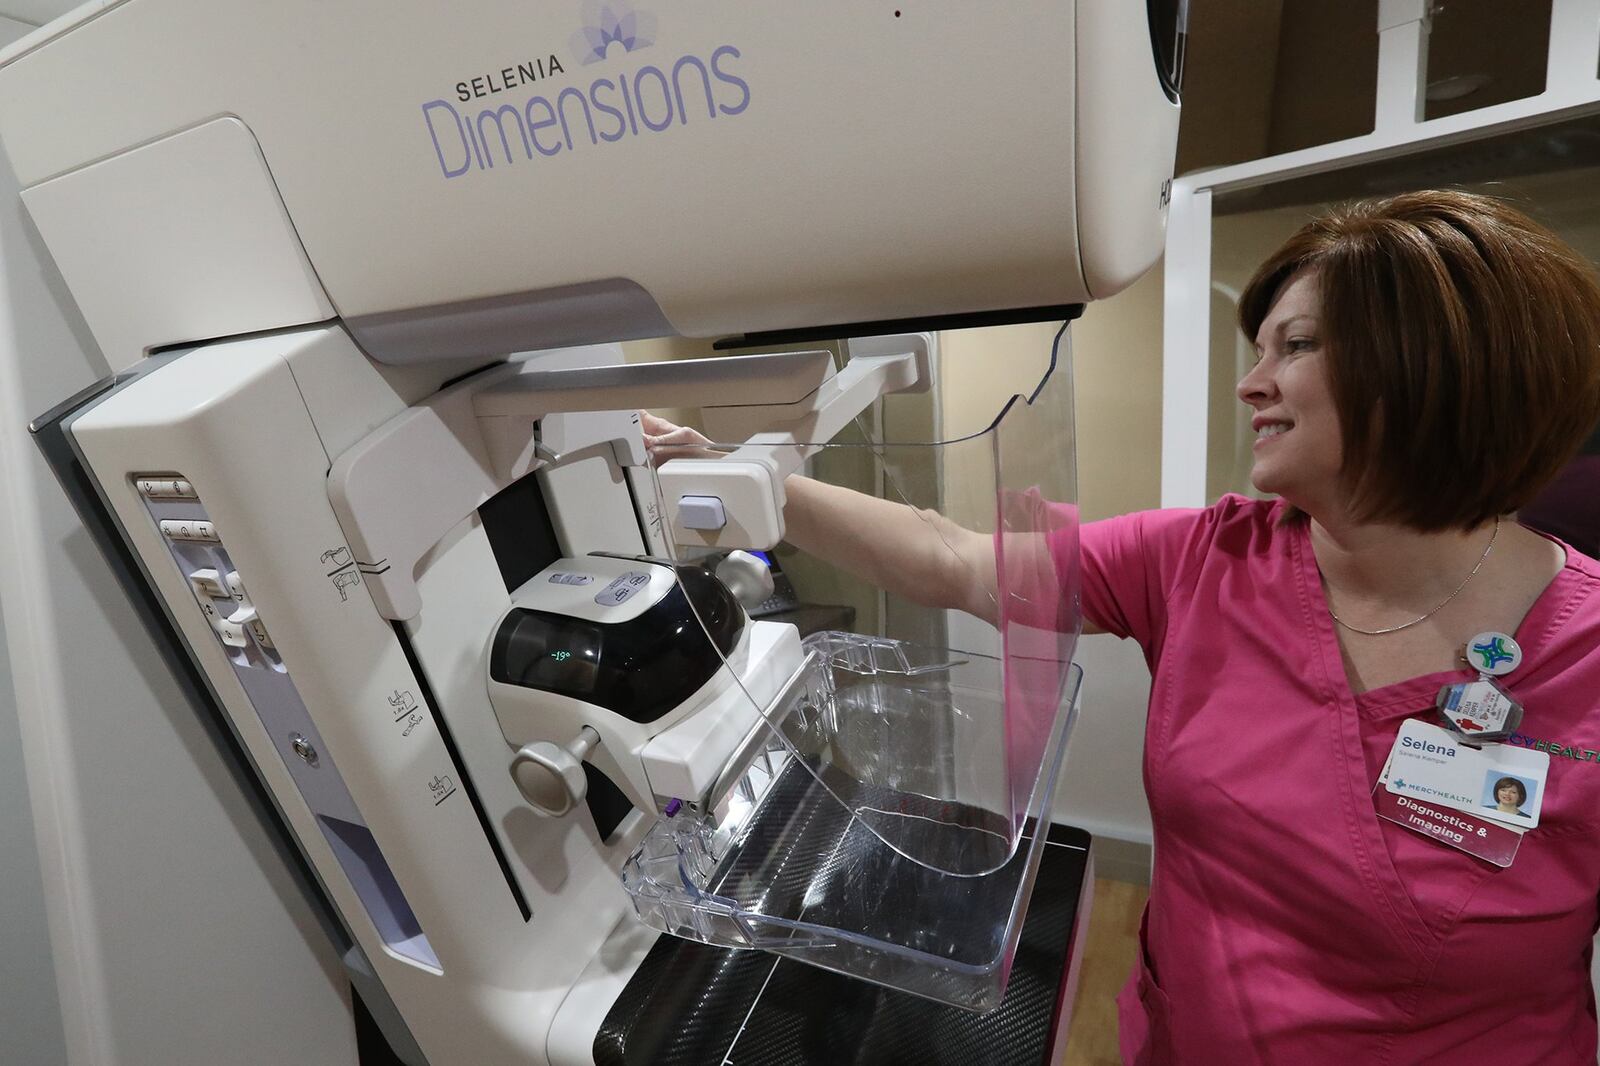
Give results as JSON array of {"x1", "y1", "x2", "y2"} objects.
[{"x1": 620, "y1": 326, "x2": 1080, "y2": 1010}]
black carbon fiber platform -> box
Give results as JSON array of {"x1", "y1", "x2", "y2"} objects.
[{"x1": 594, "y1": 823, "x2": 1090, "y2": 1066}]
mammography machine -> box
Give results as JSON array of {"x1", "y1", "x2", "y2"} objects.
[{"x1": 0, "y1": 3, "x2": 1182, "y2": 1063}]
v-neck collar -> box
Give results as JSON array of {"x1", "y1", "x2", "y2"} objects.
[
  {"x1": 1283, "y1": 515, "x2": 1584, "y2": 967},
  {"x1": 1291, "y1": 517, "x2": 1584, "y2": 723}
]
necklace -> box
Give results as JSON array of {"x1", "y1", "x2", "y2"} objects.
[{"x1": 1326, "y1": 516, "x2": 1500, "y2": 636}]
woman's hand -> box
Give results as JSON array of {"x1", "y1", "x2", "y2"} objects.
[{"x1": 640, "y1": 411, "x2": 720, "y2": 465}]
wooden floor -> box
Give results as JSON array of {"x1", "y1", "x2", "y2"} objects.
[{"x1": 1059, "y1": 878, "x2": 1149, "y2": 1066}]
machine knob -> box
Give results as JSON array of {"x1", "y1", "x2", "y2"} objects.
[
  {"x1": 510, "y1": 726, "x2": 600, "y2": 816},
  {"x1": 715, "y1": 550, "x2": 776, "y2": 611}
]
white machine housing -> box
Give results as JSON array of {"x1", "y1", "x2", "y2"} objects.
[
  {"x1": 0, "y1": 1, "x2": 1182, "y2": 1064},
  {"x1": 487, "y1": 554, "x2": 805, "y2": 810},
  {"x1": 0, "y1": 0, "x2": 1179, "y2": 371}
]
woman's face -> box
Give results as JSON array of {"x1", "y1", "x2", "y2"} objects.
[
  {"x1": 1236, "y1": 271, "x2": 1343, "y2": 511},
  {"x1": 1497, "y1": 782, "x2": 1522, "y2": 806}
]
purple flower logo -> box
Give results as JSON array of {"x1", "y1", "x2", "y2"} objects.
[{"x1": 570, "y1": 1, "x2": 657, "y2": 66}]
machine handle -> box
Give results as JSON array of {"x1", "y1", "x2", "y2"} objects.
[
  {"x1": 510, "y1": 726, "x2": 601, "y2": 817},
  {"x1": 472, "y1": 349, "x2": 837, "y2": 419}
]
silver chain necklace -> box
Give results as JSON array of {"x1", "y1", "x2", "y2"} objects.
[{"x1": 1326, "y1": 516, "x2": 1501, "y2": 637}]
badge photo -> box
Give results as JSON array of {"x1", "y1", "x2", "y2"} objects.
[{"x1": 1481, "y1": 771, "x2": 1539, "y2": 823}]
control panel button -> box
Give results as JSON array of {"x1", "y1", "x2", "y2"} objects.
[
  {"x1": 678, "y1": 494, "x2": 728, "y2": 531},
  {"x1": 160, "y1": 519, "x2": 220, "y2": 543},
  {"x1": 225, "y1": 570, "x2": 248, "y2": 604},
  {"x1": 189, "y1": 568, "x2": 226, "y2": 598},
  {"x1": 137, "y1": 477, "x2": 197, "y2": 499},
  {"x1": 248, "y1": 618, "x2": 275, "y2": 651},
  {"x1": 595, "y1": 570, "x2": 654, "y2": 607},
  {"x1": 215, "y1": 618, "x2": 249, "y2": 648},
  {"x1": 223, "y1": 605, "x2": 273, "y2": 651},
  {"x1": 547, "y1": 573, "x2": 595, "y2": 586},
  {"x1": 196, "y1": 598, "x2": 222, "y2": 625}
]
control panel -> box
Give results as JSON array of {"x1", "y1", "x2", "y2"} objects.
[
  {"x1": 135, "y1": 473, "x2": 438, "y2": 969},
  {"x1": 138, "y1": 476, "x2": 282, "y2": 668},
  {"x1": 594, "y1": 570, "x2": 654, "y2": 608}
]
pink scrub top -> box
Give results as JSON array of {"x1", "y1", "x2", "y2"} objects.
[{"x1": 1071, "y1": 495, "x2": 1600, "y2": 1064}]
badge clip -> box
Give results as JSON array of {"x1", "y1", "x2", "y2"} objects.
[{"x1": 1438, "y1": 631, "x2": 1523, "y2": 745}]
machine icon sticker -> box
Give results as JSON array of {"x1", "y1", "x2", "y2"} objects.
[
  {"x1": 428, "y1": 774, "x2": 458, "y2": 806},
  {"x1": 391, "y1": 689, "x2": 427, "y2": 738},
  {"x1": 389, "y1": 689, "x2": 418, "y2": 720},
  {"x1": 322, "y1": 546, "x2": 387, "y2": 603},
  {"x1": 570, "y1": 1, "x2": 656, "y2": 65}
]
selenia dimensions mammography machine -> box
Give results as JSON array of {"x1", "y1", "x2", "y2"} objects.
[{"x1": 0, "y1": 2, "x2": 1182, "y2": 1063}]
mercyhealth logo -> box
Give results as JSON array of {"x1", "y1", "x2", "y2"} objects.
[
  {"x1": 1393, "y1": 778, "x2": 1472, "y2": 806},
  {"x1": 1471, "y1": 635, "x2": 1516, "y2": 671},
  {"x1": 570, "y1": 1, "x2": 657, "y2": 65},
  {"x1": 421, "y1": 3, "x2": 750, "y2": 181}
]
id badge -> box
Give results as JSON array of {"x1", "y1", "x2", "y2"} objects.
[
  {"x1": 1373, "y1": 730, "x2": 1527, "y2": 867},
  {"x1": 1386, "y1": 719, "x2": 1550, "y2": 828}
]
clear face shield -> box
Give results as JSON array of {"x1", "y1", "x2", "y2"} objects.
[{"x1": 621, "y1": 325, "x2": 1082, "y2": 1011}]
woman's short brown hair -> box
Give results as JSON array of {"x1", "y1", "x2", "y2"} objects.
[{"x1": 1238, "y1": 189, "x2": 1600, "y2": 532}]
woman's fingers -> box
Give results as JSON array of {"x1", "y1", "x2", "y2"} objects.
[
  {"x1": 639, "y1": 411, "x2": 708, "y2": 443},
  {"x1": 655, "y1": 427, "x2": 712, "y2": 447},
  {"x1": 639, "y1": 410, "x2": 675, "y2": 435},
  {"x1": 638, "y1": 411, "x2": 716, "y2": 464}
]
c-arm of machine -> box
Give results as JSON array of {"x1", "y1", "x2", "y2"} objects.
[{"x1": 331, "y1": 334, "x2": 933, "y2": 621}]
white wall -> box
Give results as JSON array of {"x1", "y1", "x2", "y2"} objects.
[
  {"x1": 0, "y1": 12, "x2": 359, "y2": 1061},
  {"x1": 0, "y1": 546, "x2": 66, "y2": 1066},
  {"x1": 0, "y1": 18, "x2": 68, "y2": 1066}
]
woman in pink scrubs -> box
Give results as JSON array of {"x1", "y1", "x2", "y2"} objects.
[{"x1": 643, "y1": 190, "x2": 1600, "y2": 1062}]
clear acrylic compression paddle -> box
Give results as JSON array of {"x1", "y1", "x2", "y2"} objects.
[{"x1": 636, "y1": 324, "x2": 1081, "y2": 880}]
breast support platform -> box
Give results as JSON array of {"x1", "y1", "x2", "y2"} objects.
[{"x1": 2, "y1": 3, "x2": 1182, "y2": 1064}]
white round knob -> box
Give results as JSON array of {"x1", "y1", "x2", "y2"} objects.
[
  {"x1": 715, "y1": 550, "x2": 776, "y2": 610},
  {"x1": 510, "y1": 726, "x2": 600, "y2": 816}
]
